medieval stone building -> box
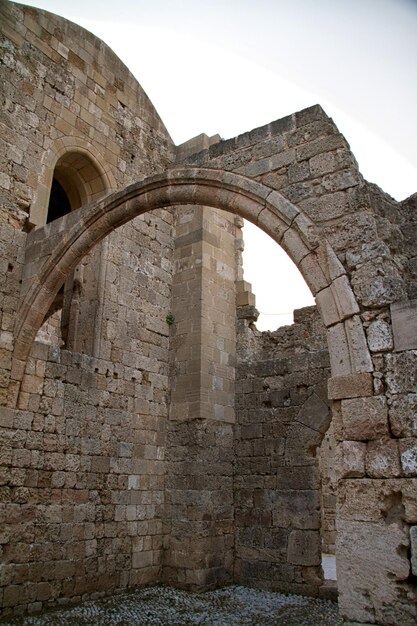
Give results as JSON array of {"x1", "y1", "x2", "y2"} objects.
[{"x1": 1, "y1": 2, "x2": 416, "y2": 624}]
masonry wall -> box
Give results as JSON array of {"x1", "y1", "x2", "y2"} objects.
[
  {"x1": 399, "y1": 192, "x2": 417, "y2": 299},
  {"x1": 178, "y1": 102, "x2": 417, "y2": 625},
  {"x1": 163, "y1": 205, "x2": 238, "y2": 589},
  {"x1": 0, "y1": 341, "x2": 168, "y2": 614},
  {"x1": 0, "y1": 0, "x2": 175, "y2": 405},
  {"x1": 317, "y1": 423, "x2": 337, "y2": 555},
  {"x1": 1, "y1": 2, "x2": 417, "y2": 623},
  {"x1": 1, "y1": 1, "x2": 176, "y2": 615},
  {"x1": 235, "y1": 305, "x2": 331, "y2": 596}
]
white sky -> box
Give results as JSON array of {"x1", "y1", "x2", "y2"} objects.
[{"x1": 18, "y1": 0, "x2": 417, "y2": 329}]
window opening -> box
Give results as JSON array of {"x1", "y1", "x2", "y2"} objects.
[{"x1": 47, "y1": 178, "x2": 72, "y2": 223}]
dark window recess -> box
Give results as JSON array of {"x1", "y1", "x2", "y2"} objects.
[{"x1": 47, "y1": 178, "x2": 71, "y2": 223}]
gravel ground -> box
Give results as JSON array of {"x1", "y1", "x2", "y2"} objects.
[{"x1": 1, "y1": 585, "x2": 343, "y2": 626}]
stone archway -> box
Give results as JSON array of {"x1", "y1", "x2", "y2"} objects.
[
  {"x1": 28, "y1": 137, "x2": 116, "y2": 229},
  {"x1": 11, "y1": 167, "x2": 372, "y2": 398},
  {"x1": 30, "y1": 142, "x2": 116, "y2": 352}
]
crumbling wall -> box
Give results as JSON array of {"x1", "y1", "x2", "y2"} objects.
[
  {"x1": 0, "y1": 0, "x2": 175, "y2": 404},
  {"x1": 235, "y1": 305, "x2": 331, "y2": 595},
  {"x1": 1, "y1": 2, "x2": 417, "y2": 623},
  {"x1": 1, "y1": 1, "x2": 175, "y2": 615},
  {"x1": 178, "y1": 106, "x2": 417, "y2": 625},
  {"x1": 399, "y1": 192, "x2": 417, "y2": 299},
  {"x1": 0, "y1": 340, "x2": 169, "y2": 615}
]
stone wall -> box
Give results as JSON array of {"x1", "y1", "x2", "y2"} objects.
[
  {"x1": 1, "y1": 1, "x2": 175, "y2": 615},
  {"x1": 1, "y1": 2, "x2": 417, "y2": 624},
  {"x1": 0, "y1": 0, "x2": 175, "y2": 404},
  {"x1": 0, "y1": 341, "x2": 168, "y2": 614},
  {"x1": 0, "y1": 1, "x2": 173, "y2": 226},
  {"x1": 177, "y1": 103, "x2": 417, "y2": 625},
  {"x1": 318, "y1": 423, "x2": 337, "y2": 555},
  {"x1": 399, "y1": 192, "x2": 417, "y2": 299},
  {"x1": 235, "y1": 304, "x2": 331, "y2": 596}
]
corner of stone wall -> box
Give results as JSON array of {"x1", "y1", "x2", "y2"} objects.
[{"x1": 235, "y1": 301, "x2": 332, "y2": 596}]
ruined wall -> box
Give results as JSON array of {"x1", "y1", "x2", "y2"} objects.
[
  {"x1": 0, "y1": 340, "x2": 168, "y2": 614},
  {"x1": 1, "y1": 1, "x2": 176, "y2": 615},
  {"x1": 399, "y1": 192, "x2": 417, "y2": 299},
  {"x1": 235, "y1": 304, "x2": 331, "y2": 596},
  {"x1": 1, "y1": 2, "x2": 417, "y2": 623},
  {"x1": 0, "y1": 0, "x2": 175, "y2": 405},
  {"x1": 178, "y1": 105, "x2": 417, "y2": 625}
]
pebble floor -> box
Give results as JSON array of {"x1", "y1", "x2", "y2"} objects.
[{"x1": 1, "y1": 585, "x2": 343, "y2": 626}]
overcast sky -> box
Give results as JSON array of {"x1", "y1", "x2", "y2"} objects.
[{"x1": 18, "y1": 0, "x2": 417, "y2": 329}]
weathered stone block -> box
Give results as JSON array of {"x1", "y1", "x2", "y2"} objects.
[
  {"x1": 338, "y1": 441, "x2": 366, "y2": 478},
  {"x1": 365, "y1": 438, "x2": 401, "y2": 478},
  {"x1": 345, "y1": 315, "x2": 373, "y2": 373},
  {"x1": 337, "y1": 478, "x2": 417, "y2": 524},
  {"x1": 391, "y1": 299, "x2": 417, "y2": 351},
  {"x1": 326, "y1": 323, "x2": 352, "y2": 377},
  {"x1": 337, "y1": 519, "x2": 412, "y2": 624},
  {"x1": 351, "y1": 259, "x2": 406, "y2": 308},
  {"x1": 295, "y1": 392, "x2": 330, "y2": 434},
  {"x1": 328, "y1": 373, "x2": 373, "y2": 400},
  {"x1": 389, "y1": 393, "x2": 417, "y2": 437},
  {"x1": 399, "y1": 438, "x2": 417, "y2": 476},
  {"x1": 269, "y1": 389, "x2": 291, "y2": 407},
  {"x1": 385, "y1": 351, "x2": 417, "y2": 394},
  {"x1": 287, "y1": 530, "x2": 321, "y2": 566},
  {"x1": 341, "y1": 396, "x2": 388, "y2": 440},
  {"x1": 275, "y1": 467, "x2": 320, "y2": 490},
  {"x1": 309, "y1": 152, "x2": 337, "y2": 177},
  {"x1": 366, "y1": 319, "x2": 393, "y2": 353},
  {"x1": 272, "y1": 490, "x2": 320, "y2": 530}
]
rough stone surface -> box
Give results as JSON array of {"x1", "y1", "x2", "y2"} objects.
[
  {"x1": 337, "y1": 478, "x2": 417, "y2": 624},
  {"x1": 1, "y1": 2, "x2": 416, "y2": 624},
  {"x1": 234, "y1": 306, "x2": 330, "y2": 595},
  {"x1": 365, "y1": 438, "x2": 401, "y2": 478},
  {"x1": 411, "y1": 526, "x2": 417, "y2": 577},
  {"x1": 341, "y1": 396, "x2": 388, "y2": 441},
  {"x1": 338, "y1": 441, "x2": 366, "y2": 478},
  {"x1": 399, "y1": 438, "x2": 417, "y2": 476},
  {"x1": 391, "y1": 299, "x2": 417, "y2": 351},
  {"x1": 389, "y1": 393, "x2": 417, "y2": 437},
  {"x1": 366, "y1": 319, "x2": 393, "y2": 353},
  {"x1": 337, "y1": 519, "x2": 416, "y2": 625},
  {"x1": 327, "y1": 373, "x2": 374, "y2": 400}
]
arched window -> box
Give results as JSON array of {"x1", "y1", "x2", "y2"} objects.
[
  {"x1": 47, "y1": 178, "x2": 72, "y2": 223},
  {"x1": 36, "y1": 149, "x2": 110, "y2": 349},
  {"x1": 45, "y1": 150, "x2": 108, "y2": 222}
]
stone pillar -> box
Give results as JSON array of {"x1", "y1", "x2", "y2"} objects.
[{"x1": 164, "y1": 204, "x2": 238, "y2": 589}]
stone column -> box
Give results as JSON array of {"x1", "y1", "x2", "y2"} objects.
[{"x1": 163, "y1": 204, "x2": 238, "y2": 589}]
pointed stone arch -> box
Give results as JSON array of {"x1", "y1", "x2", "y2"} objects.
[{"x1": 11, "y1": 167, "x2": 372, "y2": 403}]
